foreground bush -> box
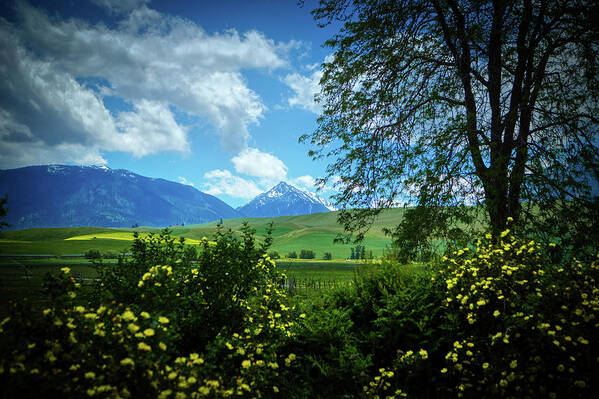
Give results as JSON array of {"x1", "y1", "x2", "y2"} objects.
[
  {"x1": 0, "y1": 224, "x2": 597, "y2": 398},
  {"x1": 365, "y1": 227, "x2": 599, "y2": 398},
  {"x1": 0, "y1": 225, "x2": 300, "y2": 398}
]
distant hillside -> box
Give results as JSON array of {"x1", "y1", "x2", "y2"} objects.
[
  {"x1": 0, "y1": 208, "x2": 407, "y2": 259},
  {"x1": 0, "y1": 165, "x2": 242, "y2": 229},
  {"x1": 238, "y1": 181, "x2": 335, "y2": 218}
]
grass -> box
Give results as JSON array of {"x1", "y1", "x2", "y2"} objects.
[
  {"x1": 0, "y1": 254, "x2": 363, "y2": 314},
  {"x1": 0, "y1": 257, "x2": 103, "y2": 314},
  {"x1": 0, "y1": 210, "x2": 407, "y2": 258},
  {"x1": 0, "y1": 211, "x2": 403, "y2": 308},
  {"x1": 195, "y1": 209, "x2": 408, "y2": 259},
  {"x1": 65, "y1": 232, "x2": 207, "y2": 245}
]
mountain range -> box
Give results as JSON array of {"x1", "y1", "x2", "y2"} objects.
[{"x1": 0, "y1": 165, "x2": 334, "y2": 229}]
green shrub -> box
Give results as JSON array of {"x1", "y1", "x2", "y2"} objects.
[
  {"x1": 268, "y1": 250, "x2": 280, "y2": 259},
  {"x1": 299, "y1": 249, "x2": 315, "y2": 259},
  {"x1": 323, "y1": 252, "x2": 332, "y2": 260},
  {"x1": 366, "y1": 226, "x2": 599, "y2": 398},
  {"x1": 437, "y1": 230, "x2": 599, "y2": 398},
  {"x1": 0, "y1": 222, "x2": 304, "y2": 398},
  {"x1": 84, "y1": 248, "x2": 101, "y2": 260},
  {"x1": 288, "y1": 251, "x2": 297, "y2": 259}
]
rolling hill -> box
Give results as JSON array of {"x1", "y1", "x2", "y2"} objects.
[{"x1": 0, "y1": 209, "x2": 408, "y2": 259}]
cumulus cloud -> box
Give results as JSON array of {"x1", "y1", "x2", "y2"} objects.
[
  {"x1": 0, "y1": 2, "x2": 291, "y2": 167},
  {"x1": 290, "y1": 175, "x2": 317, "y2": 191},
  {"x1": 283, "y1": 69, "x2": 323, "y2": 114},
  {"x1": 91, "y1": 0, "x2": 150, "y2": 14},
  {"x1": 202, "y1": 148, "x2": 291, "y2": 201},
  {"x1": 115, "y1": 100, "x2": 189, "y2": 157},
  {"x1": 202, "y1": 169, "x2": 263, "y2": 199},
  {"x1": 231, "y1": 147, "x2": 288, "y2": 181}
]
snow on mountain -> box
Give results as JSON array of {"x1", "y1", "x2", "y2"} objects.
[{"x1": 237, "y1": 181, "x2": 335, "y2": 218}]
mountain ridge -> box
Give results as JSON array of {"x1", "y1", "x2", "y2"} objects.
[{"x1": 0, "y1": 164, "x2": 242, "y2": 229}]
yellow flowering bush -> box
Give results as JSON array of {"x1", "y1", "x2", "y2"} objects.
[
  {"x1": 440, "y1": 230, "x2": 599, "y2": 398},
  {"x1": 0, "y1": 223, "x2": 313, "y2": 398}
]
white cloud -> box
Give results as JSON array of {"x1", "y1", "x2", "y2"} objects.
[
  {"x1": 283, "y1": 69, "x2": 323, "y2": 114},
  {"x1": 290, "y1": 175, "x2": 317, "y2": 191},
  {"x1": 231, "y1": 147, "x2": 288, "y2": 181},
  {"x1": 0, "y1": 2, "x2": 292, "y2": 167},
  {"x1": 202, "y1": 169, "x2": 263, "y2": 199},
  {"x1": 177, "y1": 176, "x2": 195, "y2": 187},
  {"x1": 115, "y1": 100, "x2": 189, "y2": 157},
  {"x1": 0, "y1": 140, "x2": 107, "y2": 169},
  {"x1": 91, "y1": 0, "x2": 150, "y2": 14},
  {"x1": 283, "y1": 55, "x2": 335, "y2": 114}
]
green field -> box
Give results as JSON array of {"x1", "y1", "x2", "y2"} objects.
[
  {"x1": 0, "y1": 209, "x2": 407, "y2": 259},
  {"x1": 0, "y1": 211, "x2": 402, "y2": 306}
]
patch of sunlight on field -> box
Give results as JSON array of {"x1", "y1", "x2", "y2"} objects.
[{"x1": 64, "y1": 232, "x2": 205, "y2": 245}]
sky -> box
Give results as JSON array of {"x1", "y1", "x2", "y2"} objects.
[{"x1": 0, "y1": 0, "x2": 341, "y2": 208}]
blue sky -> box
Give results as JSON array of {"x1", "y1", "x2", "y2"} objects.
[{"x1": 0, "y1": 0, "x2": 341, "y2": 207}]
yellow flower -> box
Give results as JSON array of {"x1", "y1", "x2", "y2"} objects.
[
  {"x1": 120, "y1": 358, "x2": 135, "y2": 367},
  {"x1": 138, "y1": 342, "x2": 151, "y2": 351},
  {"x1": 493, "y1": 310, "x2": 500, "y2": 317},
  {"x1": 159, "y1": 342, "x2": 167, "y2": 351},
  {"x1": 74, "y1": 306, "x2": 85, "y2": 313},
  {"x1": 143, "y1": 328, "x2": 155, "y2": 337},
  {"x1": 158, "y1": 316, "x2": 169, "y2": 324},
  {"x1": 482, "y1": 362, "x2": 489, "y2": 369},
  {"x1": 140, "y1": 311, "x2": 150, "y2": 319},
  {"x1": 168, "y1": 372, "x2": 177, "y2": 380},
  {"x1": 122, "y1": 310, "x2": 135, "y2": 321},
  {"x1": 61, "y1": 267, "x2": 70, "y2": 274},
  {"x1": 418, "y1": 349, "x2": 428, "y2": 359},
  {"x1": 158, "y1": 390, "x2": 172, "y2": 399},
  {"x1": 441, "y1": 368, "x2": 448, "y2": 373},
  {"x1": 128, "y1": 323, "x2": 140, "y2": 333},
  {"x1": 241, "y1": 360, "x2": 251, "y2": 369},
  {"x1": 85, "y1": 371, "x2": 96, "y2": 379}
]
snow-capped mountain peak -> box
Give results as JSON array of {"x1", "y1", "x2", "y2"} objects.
[{"x1": 237, "y1": 181, "x2": 335, "y2": 218}]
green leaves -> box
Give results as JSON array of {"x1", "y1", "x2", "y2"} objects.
[{"x1": 307, "y1": 0, "x2": 599, "y2": 251}]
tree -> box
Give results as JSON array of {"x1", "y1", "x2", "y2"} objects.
[
  {"x1": 268, "y1": 250, "x2": 281, "y2": 259},
  {"x1": 0, "y1": 195, "x2": 8, "y2": 230},
  {"x1": 323, "y1": 252, "x2": 333, "y2": 260},
  {"x1": 304, "y1": 0, "x2": 599, "y2": 252},
  {"x1": 300, "y1": 249, "x2": 316, "y2": 259}
]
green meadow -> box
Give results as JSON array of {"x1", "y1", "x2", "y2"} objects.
[
  {"x1": 0, "y1": 211, "x2": 401, "y2": 307},
  {"x1": 0, "y1": 209, "x2": 406, "y2": 259}
]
